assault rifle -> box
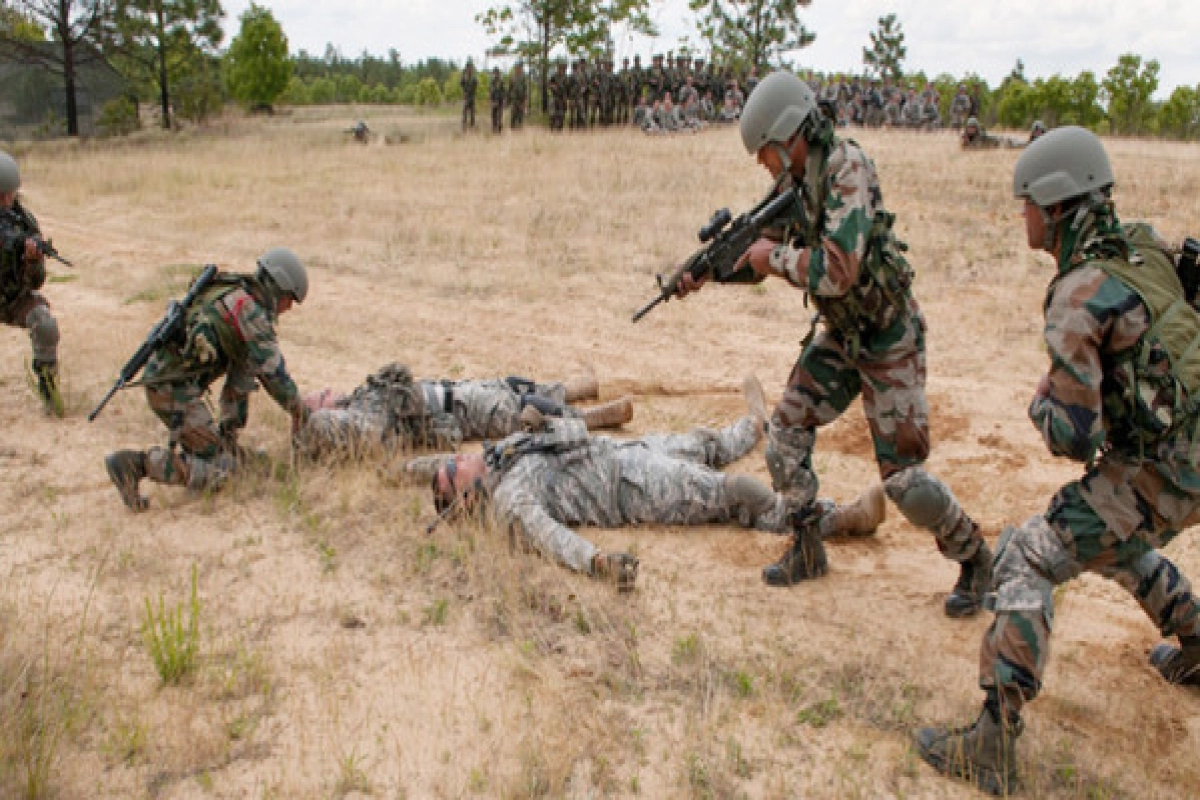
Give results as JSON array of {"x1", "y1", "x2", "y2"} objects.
[
  {"x1": 32, "y1": 237, "x2": 73, "y2": 268},
  {"x1": 88, "y1": 263, "x2": 218, "y2": 422},
  {"x1": 631, "y1": 185, "x2": 803, "y2": 322}
]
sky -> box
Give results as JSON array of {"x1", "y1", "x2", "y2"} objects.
[{"x1": 220, "y1": 1, "x2": 1197, "y2": 96}]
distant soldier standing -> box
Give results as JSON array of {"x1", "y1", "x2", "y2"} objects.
[
  {"x1": 0, "y1": 151, "x2": 62, "y2": 416},
  {"x1": 676, "y1": 72, "x2": 990, "y2": 616},
  {"x1": 489, "y1": 67, "x2": 506, "y2": 133},
  {"x1": 460, "y1": 59, "x2": 478, "y2": 131},
  {"x1": 548, "y1": 61, "x2": 568, "y2": 131},
  {"x1": 104, "y1": 249, "x2": 310, "y2": 511},
  {"x1": 508, "y1": 62, "x2": 528, "y2": 130}
]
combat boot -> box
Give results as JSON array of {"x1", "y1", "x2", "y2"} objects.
[
  {"x1": 913, "y1": 693, "x2": 1022, "y2": 797},
  {"x1": 581, "y1": 396, "x2": 633, "y2": 429},
  {"x1": 564, "y1": 369, "x2": 600, "y2": 403},
  {"x1": 1149, "y1": 635, "x2": 1200, "y2": 686},
  {"x1": 32, "y1": 359, "x2": 64, "y2": 418},
  {"x1": 945, "y1": 540, "x2": 994, "y2": 619},
  {"x1": 593, "y1": 552, "x2": 639, "y2": 592},
  {"x1": 105, "y1": 450, "x2": 148, "y2": 511},
  {"x1": 762, "y1": 509, "x2": 828, "y2": 586},
  {"x1": 829, "y1": 483, "x2": 886, "y2": 536},
  {"x1": 742, "y1": 373, "x2": 768, "y2": 432}
]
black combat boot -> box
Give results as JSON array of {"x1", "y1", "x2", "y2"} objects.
[
  {"x1": 945, "y1": 540, "x2": 994, "y2": 619},
  {"x1": 1149, "y1": 635, "x2": 1200, "y2": 686},
  {"x1": 105, "y1": 450, "x2": 148, "y2": 511},
  {"x1": 32, "y1": 359, "x2": 64, "y2": 417},
  {"x1": 762, "y1": 509, "x2": 828, "y2": 586},
  {"x1": 913, "y1": 691, "x2": 1022, "y2": 797}
]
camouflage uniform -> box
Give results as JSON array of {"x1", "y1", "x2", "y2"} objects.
[
  {"x1": 0, "y1": 200, "x2": 59, "y2": 398},
  {"x1": 460, "y1": 65, "x2": 478, "y2": 130},
  {"x1": 767, "y1": 129, "x2": 983, "y2": 566},
  {"x1": 508, "y1": 65, "x2": 528, "y2": 130},
  {"x1": 489, "y1": 69, "x2": 505, "y2": 133},
  {"x1": 139, "y1": 274, "x2": 304, "y2": 491},
  {"x1": 548, "y1": 64, "x2": 568, "y2": 131},
  {"x1": 486, "y1": 416, "x2": 783, "y2": 575},
  {"x1": 300, "y1": 365, "x2": 582, "y2": 456},
  {"x1": 980, "y1": 210, "x2": 1200, "y2": 715}
]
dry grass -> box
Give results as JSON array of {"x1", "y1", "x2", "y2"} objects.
[{"x1": 1, "y1": 105, "x2": 1198, "y2": 797}]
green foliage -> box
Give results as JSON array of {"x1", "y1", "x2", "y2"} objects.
[
  {"x1": 862, "y1": 13, "x2": 905, "y2": 81},
  {"x1": 172, "y1": 54, "x2": 224, "y2": 123},
  {"x1": 224, "y1": 3, "x2": 291, "y2": 110},
  {"x1": 141, "y1": 565, "x2": 201, "y2": 685},
  {"x1": 688, "y1": 0, "x2": 814, "y2": 70},
  {"x1": 1158, "y1": 84, "x2": 1200, "y2": 140},
  {"x1": 95, "y1": 96, "x2": 140, "y2": 137},
  {"x1": 0, "y1": 4, "x2": 45, "y2": 41},
  {"x1": 1103, "y1": 53, "x2": 1159, "y2": 135},
  {"x1": 415, "y1": 77, "x2": 443, "y2": 106}
]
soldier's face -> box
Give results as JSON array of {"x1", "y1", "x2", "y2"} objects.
[
  {"x1": 433, "y1": 453, "x2": 488, "y2": 514},
  {"x1": 756, "y1": 135, "x2": 807, "y2": 181},
  {"x1": 0, "y1": 191, "x2": 14, "y2": 209},
  {"x1": 277, "y1": 295, "x2": 295, "y2": 315},
  {"x1": 1023, "y1": 199, "x2": 1050, "y2": 252}
]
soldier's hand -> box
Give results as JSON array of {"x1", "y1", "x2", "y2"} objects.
[
  {"x1": 736, "y1": 238, "x2": 780, "y2": 278},
  {"x1": 23, "y1": 237, "x2": 41, "y2": 261},
  {"x1": 675, "y1": 271, "x2": 708, "y2": 298}
]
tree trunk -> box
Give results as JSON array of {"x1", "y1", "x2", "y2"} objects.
[
  {"x1": 539, "y1": 19, "x2": 550, "y2": 117},
  {"x1": 156, "y1": 4, "x2": 170, "y2": 129},
  {"x1": 61, "y1": 26, "x2": 79, "y2": 136}
]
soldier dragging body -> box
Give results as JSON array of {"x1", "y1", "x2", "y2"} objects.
[
  {"x1": 0, "y1": 151, "x2": 64, "y2": 416},
  {"x1": 103, "y1": 249, "x2": 311, "y2": 511},
  {"x1": 425, "y1": 377, "x2": 885, "y2": 591},
  {"x1": 674, "y1": 72, "x2": 990, "y2": 618},
  {"x1": 296, "y1": 364, "x2": 635, "y2": 458}
]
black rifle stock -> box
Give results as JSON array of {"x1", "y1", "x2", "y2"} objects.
[
  {"x1": 632, "y1": 188, "x2": 802, "y2": 323},
  {"x1": 88, "y1": 263, "x2": 219, "y2": 422}
]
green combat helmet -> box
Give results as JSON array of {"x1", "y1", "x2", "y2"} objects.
[
  {"x1": 0, "y1": 151, "x2": 19, "y2": 193},
  {"x1": 738, "y1": 70, "x2": 818, "y2": 155},
  {"x1": 257, "y1": 247, "x2": 308, "y2": 304},
  {"x1": 1013, "y1": 125, "x2": 1113, "y2": 207}
]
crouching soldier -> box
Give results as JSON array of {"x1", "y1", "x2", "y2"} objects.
[{"x1": 104, "y1": 248, "x2": 310, "y2": 510}]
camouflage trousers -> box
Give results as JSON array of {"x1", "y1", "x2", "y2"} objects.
[
  {"x1": 767, "y1": 308, "x2": 979, "y2": 559},
  {"x1": 1, "y1": 290, "x2": 59, "y2": 364},
  {"x1": 143, "y1": 382, "x2": 236, "y2": 491},
  {"x1": 981, "y1": 455, "x2": 1200, "y2": 713}
]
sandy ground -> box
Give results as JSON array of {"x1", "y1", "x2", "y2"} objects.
[{"x1": 1, "y1": 107, "x2": 1199, "y2": 798}]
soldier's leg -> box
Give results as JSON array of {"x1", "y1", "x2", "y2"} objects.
[
  {"x1": 640, "y1": 415, "x2": 760, "y2": 469},
  {"x1": 143, "y1": 386, "x2": 231, "y2": 491},
  {"x1": 13, "y1": 293, "x2": 61, "y2": 414}
]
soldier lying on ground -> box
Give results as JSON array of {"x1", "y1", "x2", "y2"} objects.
[
  {"x1": 422, "y1": 376, "x2": 885, "y2": 590},
  {"x1": 295, "y1": 363, "x2": 634, "y2": 457},
  {"x1": 960, "y1": 117, "x2": 1020, "y2": 150}
]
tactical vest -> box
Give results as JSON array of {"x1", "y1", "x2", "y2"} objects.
[
  {"x1": 345, "y1": 363, "x2": 436, "y2": 447},
  {"x1": 144, "y1": 274, "x2": 262, "y2": 385},
  {"x1": 1091, "y1": 223, "x2": 1200, "y2": 447},
  {"x1": 0, "y1": 204, "x2": 41, "y2": 307},
  {"x1": 794, "y1": 139, "x2": 913, "y2": 355}
]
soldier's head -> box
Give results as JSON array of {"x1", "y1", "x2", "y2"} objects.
[
  {"x1": 0, "y1": 151, "x2": 19, "y2": 208},
  {"x1": 633, "y1": 54, "x2": 641, "y2": 65},
  {"x1": 432, "y1": 453, "x2": 490, "y2": 518},
  {"x1": 555, "y1": 60, "x2": 566, "y2": 73},
  {"x1": 739, "y1": 70, "x2": 824, "y2": 180},
  {"x1": 256, "y1": 247, "x2": 308, "y2": 313},
  {"x1": 464, "y1": 59, "x2": 474, "y2": 74},
  {"x1": 1013, "y1": 125, "x2": 1114, "y2": 254},
  {"x1": 1030, "y1": 119, "x2": 1046, "y2": 140},
  {"x1": 964, "y1": 116, "x2": 979, "y2": 134},
  {"x1": 513, "y1": 61, "x2": 523, "y2": 75}
]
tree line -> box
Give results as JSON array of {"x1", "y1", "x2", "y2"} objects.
[{"x1": 1, "y1": 1, "x2": 1197, "y2": 141}]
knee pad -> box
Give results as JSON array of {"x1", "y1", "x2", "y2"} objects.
[
  {"x1": 724, "y1": 474, "x2": 776, "y2": 516},
  {"x1": 990, "y1": 517, "x2": 1078, "y2": 629},
  {"x1": 884, "y1": 466, "x2": 952, "y2": 530},
  {"x1": 186, "y1": 452, "x2": 235, "y2": 492},
  {"x1": 25, "y1": 305, "x2": 59, "y2": 362}
]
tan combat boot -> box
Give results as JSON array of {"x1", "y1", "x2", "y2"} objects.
[
  {"x1": 830, "y1": 483, "x2": 887, "y2": 536},
  {"x1": 564, "y1": 368, "x2": 600, "y2": 403},
  {"x1": 742, "y1": 373, "x2": 768, "y2": 434},
  {"x1": 582, "y1": 396, "x2": 633, "y2": 429},
  {"x1": 913, "y1": 694, "x2": 1022, "y2": 797}
]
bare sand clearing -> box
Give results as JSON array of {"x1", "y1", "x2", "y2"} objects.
[{"x1": 1, "y1": 108, "x2": 1199, "y2": 798}]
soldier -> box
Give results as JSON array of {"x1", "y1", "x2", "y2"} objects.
[
  {"x1": 426, "y1": 377, "x2": 885, "y2": 590},
  {"x1": 297, "y1": 364, "x2": 635, "y2": 458},
  {"x1": 949, "y1": 84, "x2": 972, "y2": 130},
  {"x1": 676, "y1": 71, "x2": 990, "y2": 616},
  {"x1": 647, "y1": 54, "x2": 665, "y2": 103},
  {"x1": 0, "y1": 151, "x2": 62, "y2": 416},
  {"x1": 489, "y1": 66, "x2": 506, "y2": 133},
  {"x1": 616, "y1": 57, "x2": 631, "y2": 124},
  {"x1": 629, "y1": 54, "x2": 644, "y2": 113},
  {"x1": 915, "y1": 127, "x2": 1200, "y2": 795},
  {"x1": 508, "y1": 62, "x2": 528, "y2": 130},
  {"x1": 349, "y1": 120, "x2": 370, "y2": 143},
  {"x1": 104, "y1": 249, "x2": 310, "y2": 511},
  {"x1": 568, "y1": 59, "x2": 587, "y2": 129},
  {"x1": 1028, "y1": 119, "x2": 1046, "y2": 144},
  {"x1": 961, "y1": 116, "x2": 1016, "y2": 149},
  {"x1": 460, "y1": 59, "x2": 478, "y2": 131},
  {"x1": 548, "y1": 61, "x2": 568, "y2": 132}
]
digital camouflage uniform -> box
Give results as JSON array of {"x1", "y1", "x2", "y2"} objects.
[
  {"x1": 768, "y1": 130, "x2": 983, "y2": 565},
  {"x1": 0, "y1": 200, "x2": 60, "y2": 404},
  {"x1": 300, "y1": 365, "x2": 581, "y2": 456},
  {"x1": 460, "y1": 66, "x2": 478, "y2": 130},
  {"x1": 980, "y1": 210, "x2": 1200, "y2": 715},
  {"x1": 548, "y1": 65, "x2": 568, "y2": 131},
  {"x1": 485, "y1": 416, "x2": 784, "y2": 575},
  {"x1": 139, "y1": 275, "x2": 304, "y2": 491},
  {"x1": 509, "y1": 67, "x2": 528, "y2": 130},
  {"x1": 489, "y1": 69, "x2": 505, "y2": 133}
]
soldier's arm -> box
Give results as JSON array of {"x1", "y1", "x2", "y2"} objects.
[
  {"x1": 1028, "y1": 270, "x2": 1137, "y2": 461},
  {"x1": 232, "y1": 296, "x2": 305, "y2": 418},
  {"x1": 504, "y1": 494, "x2": 599, "y2": 575}
]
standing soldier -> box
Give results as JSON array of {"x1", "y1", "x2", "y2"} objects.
[
  {"x1": 548, "y1": 61, "x2": 568, "y2": 131},
  {"x1": 629, "y1": 54, "x2": 645, "y2": 115},
  {"x1": 508, "y1": 62, "x2": 528, "y2": 130},
  {"x1": 568, "y1": 59, "x2": 587, "y2": 130},
  {"x1": 675, "y1": 72, "x2": 989, "y2": 616},
  {"x1": 915, "y1": 126, "x2": 1200, "y2": 796},
  {"x1": 949, "y1": 84, "x2": 972, "y2": 130},
  {"x1": 460, "y1": 59, "x2": 478, "y2": 131},
  {"x1": 647, "y1": 54, "x2": 665, "y2": 103},
  {"x1": 616, "y1": 57, "x2": 631, "y2": 124},
  {"x1": 0, "y1": 151, "x2": 62, "y2": 416},
  {"x1": 104, "y1": 249, "x2": 310, "y2": 511},
  {"x1": 489, "y1": 67, "x2": 506, "y2": 133}
]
